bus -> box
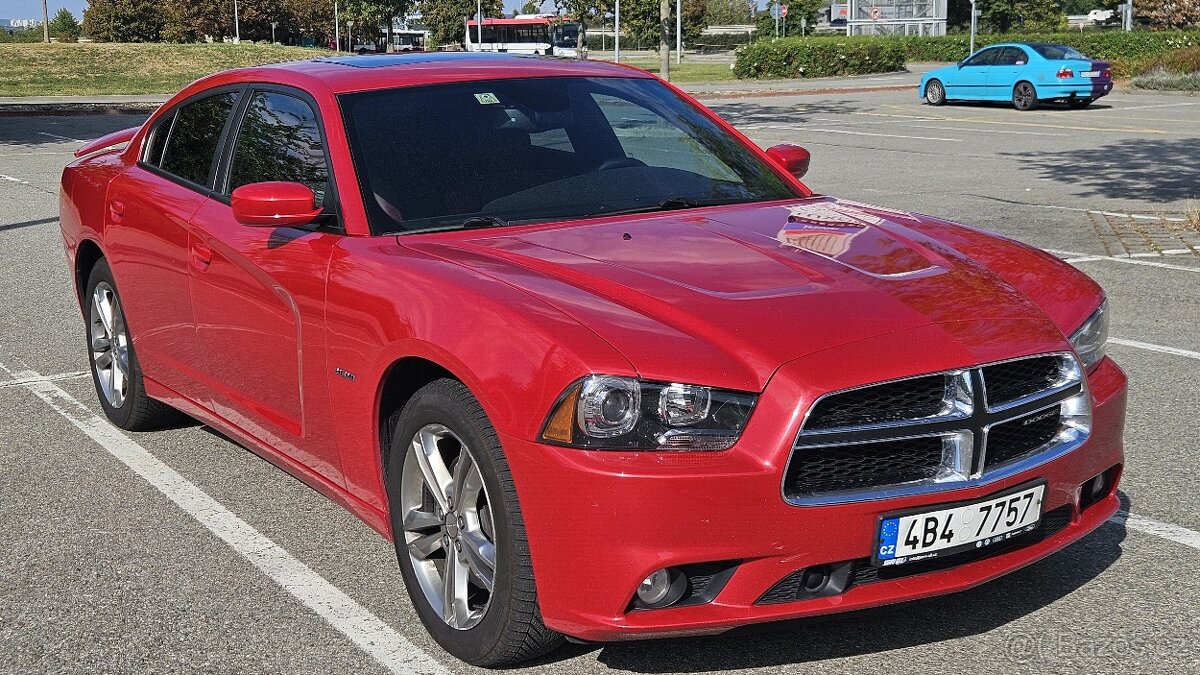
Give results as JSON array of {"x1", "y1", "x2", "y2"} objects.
[
  {"x1": 465, "y1": 16, "x2": 585, "y2": 58},
  {"x1": 465, "y1": 18, "x2": 553, "y2": 55},
  {"x1": 388, "y1": 28, "x2": 427, "y2": 51}
]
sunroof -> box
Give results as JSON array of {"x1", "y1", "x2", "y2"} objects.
[{"x1": 315, "y1": 52, "x2": 532, "y2": 69}]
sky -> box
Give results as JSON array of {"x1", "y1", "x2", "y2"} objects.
[{"x1": 1, "y1": 0, "x2": 537, "y2": 21}]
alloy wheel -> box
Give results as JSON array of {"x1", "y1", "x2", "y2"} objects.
[
  {"x1": 1014, "y1": 83, "x2": 1037, "y2": 111},
  {"x1": 89, "y1": 281, "x2": 129, "y2": 409},
  {"x1": 927, "y1": 80, "x2": 944, "y2": 105},
  {"x1": 400, "y1": 423, "x2": 497, "y2": 630}
]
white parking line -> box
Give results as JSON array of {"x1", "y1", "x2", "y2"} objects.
[
  {"x1": 0, "y1": 370, "x2": 87, "y2": 389},
  {"x1": 0, "y1": 362, "x2": 449, "y2": 675},
  {"x1": 1109, "y1": 338, "x2": 1200, "y2": 361},
  {"x1": 745, "y1": 124, "x2": 961, "y2": 142},
  {"x1": 38, "y1": 131, "x2": 87, "y2": 143},
  {"x1": 0, "y1": 174, "x2": 31, "y2": 185},
  {"x1": 1050, "y1": 248, "x2": 1200, "y2": 274},
  {"x1": 1111, "y1": 511, "x2": 1200, "y2": 552}
]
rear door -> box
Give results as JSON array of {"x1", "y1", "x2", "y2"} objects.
[
  {"x1": 103, "y1": 89, "x2": 240, "y2": 401},
  {"x1": 187, "y1": 86, "x2": 345, "y2": 481},
  {"x1": 947, "y1": 47, "x2": 1000, "y2": 99},
  {"x1": 986, "y1": 46, "x2": 1031, "y2": 99}
]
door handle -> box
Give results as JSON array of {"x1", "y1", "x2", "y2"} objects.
[
  {"x1": 108, "y1": 200, "x2": 125, "y2": 223},
  {"x1": 191, "y1": 241, "x2": 213, "y2": 271}
]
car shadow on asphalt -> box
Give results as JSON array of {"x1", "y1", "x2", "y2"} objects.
[
  {"x1": 1003, "y1": 137, "x2": 1200, "y2": 204},
  {"x1": 550, "y1": 495, "x2": 1131, "y2": 671},
  {"x1": 935, "y1": 100, "x2": 1116, "y2": 112}
]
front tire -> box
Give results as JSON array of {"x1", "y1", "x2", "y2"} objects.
[
  {"x1": 384, "y1": 379, "x2": 563, "y2": 666},
  {"x1": 84, "y1": 258, "x2": 181, "y2": 430},
  {"x1": 1013, "y1": 81, "x2": 1039, "y2": 111},
  {"x1": 925, "y1": 79, "x2": 946, "y2": 106}
]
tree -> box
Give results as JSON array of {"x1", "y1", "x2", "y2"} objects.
[
  {"x1": 1137, "y1": 0, "x2": 1200, "y2": 28},
  {"x1": 705, "y1": 0, "x2": 753, "y2": 24},
  {"x1": 420, "y1": 0, "x2": 502, "y2": 47},
  {"x1": 49, "y1": 8, "x2": 82, "y2": 42},
  {"x1": 619, "y1": 0, "x2": 704, "y2": 50},
  {"x1": 82, "y1": 0, "x2": 166, "y2": 42},
  {"x1": 520, "y1": 0, "x2": 544, "y2": 13},
  {"x1": 979, "y1": 0, "x2": 1066, "y2": 32},
  {"x1": 754, "y1": 0, "x2": 823, "y2": 38}
]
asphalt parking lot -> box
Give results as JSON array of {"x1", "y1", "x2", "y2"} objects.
[{"x1": 1, "y1": 84, "x2": 1198, "y2": 674}]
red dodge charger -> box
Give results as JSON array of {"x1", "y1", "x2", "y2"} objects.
[{"x1": 59, "y1": 53, "x2": 1124, "y2": 666}]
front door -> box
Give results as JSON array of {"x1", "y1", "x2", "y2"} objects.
[
  {"x1": 187, "y1": 87, "x2": 344, "y2": 482},
  {"x1": 948, "y1": 46, "x2": 1001, "y2": 100}
]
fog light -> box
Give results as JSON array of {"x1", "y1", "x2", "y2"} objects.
[{"x1": 637, "y1": 569, "x2": 672, "y2": 606}]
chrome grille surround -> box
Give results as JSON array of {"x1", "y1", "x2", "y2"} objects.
[{"x1": 783, "y1": 353, "x2": 1090, "y2": 506}]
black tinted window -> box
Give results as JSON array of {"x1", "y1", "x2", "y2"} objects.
[
  {"x1": 160, "y1": 92, "x2": 237, "y2": 186},
  {"x1": 964, "y1": 48, "x2": 1000, "y2": 66},
  {"x1": 143, "y1": 112, "x2": 174, "y2": 166},
  {"x1": 228, "y1": 91, "x2": 329, "y2": 206},
  {"x1": 1030, "y1": 43, "x2": 1087, "y2": 60},
  {"x1": 340, "y1": 77, "x2": 799, "y2": 235}
]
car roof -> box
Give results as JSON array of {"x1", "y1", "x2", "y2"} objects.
[{"x1": 209, "y1": 52, "x2": 656, "y2": 97}]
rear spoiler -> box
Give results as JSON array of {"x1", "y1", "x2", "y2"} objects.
[{"x1": 74, "y1": 126, "x2": 139, "y2": 158}]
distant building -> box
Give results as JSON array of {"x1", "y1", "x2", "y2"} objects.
[
  {"x1": 844, "y1": 0, "x2": 946, "y2": 36},
  {"x1": 0, "y1": 18, "x2": 44, "y2": 29}
]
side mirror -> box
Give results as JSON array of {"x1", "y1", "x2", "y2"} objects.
[
  {"x1": 230, "y1": 181, "x2": 322, "y2": 227},
  {"x1": 766, "y1": 144, "x2": 811, "y2": 180}
]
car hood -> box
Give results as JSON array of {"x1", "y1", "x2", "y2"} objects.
[{"x1": 402, "y1": 198, "x2": 1065, "y2": 392}]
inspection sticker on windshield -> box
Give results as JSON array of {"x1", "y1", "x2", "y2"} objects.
[{"x1": 474, "y1": 92, "x2": 500, "y2": 105}]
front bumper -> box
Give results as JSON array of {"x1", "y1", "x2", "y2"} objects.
[{"x1": 504, "y1": 355, "x2": 1126, "y2": 642}]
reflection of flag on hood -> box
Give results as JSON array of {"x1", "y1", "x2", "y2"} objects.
[{"x1": 776, "y1": 202, "x2": 877, "y2": 258}]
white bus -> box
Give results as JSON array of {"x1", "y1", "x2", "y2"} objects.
[{"x1": 465, "y1": 18, "x2": 553, "y2": 55}]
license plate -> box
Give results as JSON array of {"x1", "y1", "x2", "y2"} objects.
[
  {"x1": 874, "y1": 483, "x2": 1045, "y2": 566},
  {"x1": 1082, "y1": 70, "x2": 1100, "y2": 78}
]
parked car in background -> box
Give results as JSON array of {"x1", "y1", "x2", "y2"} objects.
[
  {"x1": 1087, "y1": 8, "x2": 1115, "y2": 23},
  {"x1": 921, "y1": 42, "x2": 1113, "y2": 110},
  {"x1": 60, "y1": 52, "x2": 1125, "y2": 667}
]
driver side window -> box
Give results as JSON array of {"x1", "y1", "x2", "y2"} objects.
[
  {"x1": 226, "y1": 91, "x2": 330, "y2": 207},
  {"x1": 964, "y1": 48, "x2": 1000, "y2": 67},
  {"x1": 590, "y1": 93, "x2": 739, "y2": 182}
]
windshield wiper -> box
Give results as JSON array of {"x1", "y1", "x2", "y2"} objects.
[
  {"x1": 460, "y1": 215, "x2": 509, "y2": 229},
  {"x1": 591, "y1": 196, "x2": 753, "y2": 218}
]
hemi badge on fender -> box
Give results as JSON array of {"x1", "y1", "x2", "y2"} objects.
[{"x1": 334, "y1": 368, "x2": 356, "y2": 381}]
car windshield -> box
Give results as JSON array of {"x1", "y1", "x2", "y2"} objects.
[
  {"x1": 1030, "y1": 44, "x2": 1088, "y2": 60},
  {"x1": 338, "y1": 76, "x2": 801, "y2": 234}
]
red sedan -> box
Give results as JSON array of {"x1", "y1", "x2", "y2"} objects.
[{"x1": 59, "y1": 53, "x2": 1124, "y2": 666}]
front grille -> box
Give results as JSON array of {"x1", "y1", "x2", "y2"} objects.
[
  {"x1": 985, "y1": 404, "x2": 1062, "y2": 469},
  {"x1": 982, "y1": 356, "x2": 1063, "y2": 408},
  {"x1": 805, "y1": 374, "x2": 949, "y2": 430},
  {"x1": 785, "y1": 354, "x2": 1086, "y2": 504},
  {"x1": 784, "y1": 436, "x2": 945, "y2": 498}
]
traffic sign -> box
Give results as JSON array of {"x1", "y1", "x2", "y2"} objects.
[
  {"x1": 781, "y1": 4, "x2": 789, "y2": 17},
  {"x1": 869, "y1": 6, "x2": 882, "y2": 20}
]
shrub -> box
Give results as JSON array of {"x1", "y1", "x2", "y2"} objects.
[
  {"x1": 1130, "y1": 70, "x2": 1200, "y2": 90},
  {"x1": 732, "y1": 37, "x2": 906, "y2": 79},
  {"x1": 1141, "y1": 45, "x2": 1200, "y2": 73}
]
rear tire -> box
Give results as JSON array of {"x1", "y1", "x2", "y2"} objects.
[
  {"x1": 84, "y1": 258, "x2": 181, "y2": 430},
  {"x1": 384, "y1": 379, "x2": 564, "y2": 666},
  {"x1": 1013, "y1": 82, "x2": 1039, "y2": 111},
  {"x1": 925, "y1": 79, "x2": 946, "y2": 106}
]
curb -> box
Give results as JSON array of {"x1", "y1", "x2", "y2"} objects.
[
  {"x1": 693, "y1": 84, "x2": 915, "y2": 99},
  {"x1": 0, "y1": 102, "x2": 164, "y2": 117}
]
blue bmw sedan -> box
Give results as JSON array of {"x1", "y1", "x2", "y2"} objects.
[{"x1": 920, "y1": 43, "x2": 1113, "y2": 111}]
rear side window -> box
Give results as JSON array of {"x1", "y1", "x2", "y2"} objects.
[
  {"x1": 995, "y1": 48, "x2": 1027, "y2": 66},
  {"x1": 226, "y1": 91, "x2": 330, "y2": 206},
  {"x1": 158, "y1": 92, "x2": 238, "y2": 187}
]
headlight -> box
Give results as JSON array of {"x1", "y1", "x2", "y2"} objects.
[
  {"x1": 1069, "y1": 299, "x2": 1109, "y2": 370},
  {"x1": 540, "y1": 375, "x2": 758, "y2": 451}
]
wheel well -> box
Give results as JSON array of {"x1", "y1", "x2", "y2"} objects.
[
  {"x1": 74, "y1": 239, "x2": 104, "y2": 307},
  {"x1": 378, "y1": 357, "x2": 458, "y2": 466}
]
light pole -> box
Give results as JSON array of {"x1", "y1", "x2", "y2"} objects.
[
  {"x1": 271, "y1": 21, "x2": 278, "y2": 44},
  {"x1": 347, "y1": 20, "x2": 354, "y2": 51},
  {"x1": 968, "y1": 0, "x2": 977, "y2": 54},
  {"x1": 334, "y1": 1, "x2": 340, "y2": 52},
  {"x1": 234, "y1": 0, "x2": 241, "y2": 43},
  {"x1": 477, "y1": 0, "x2": 484, "y2": 50},
  {"x1": 614, "y1": 0, "x2": 620, "y2": 62},
  {"x1": 675, "y1": 0, "x2": 681, "y2": 65}
]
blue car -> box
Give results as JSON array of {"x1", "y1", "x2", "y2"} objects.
[{"x1": 919, "y1": 42, "x2": 1113, "y2": 111}]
